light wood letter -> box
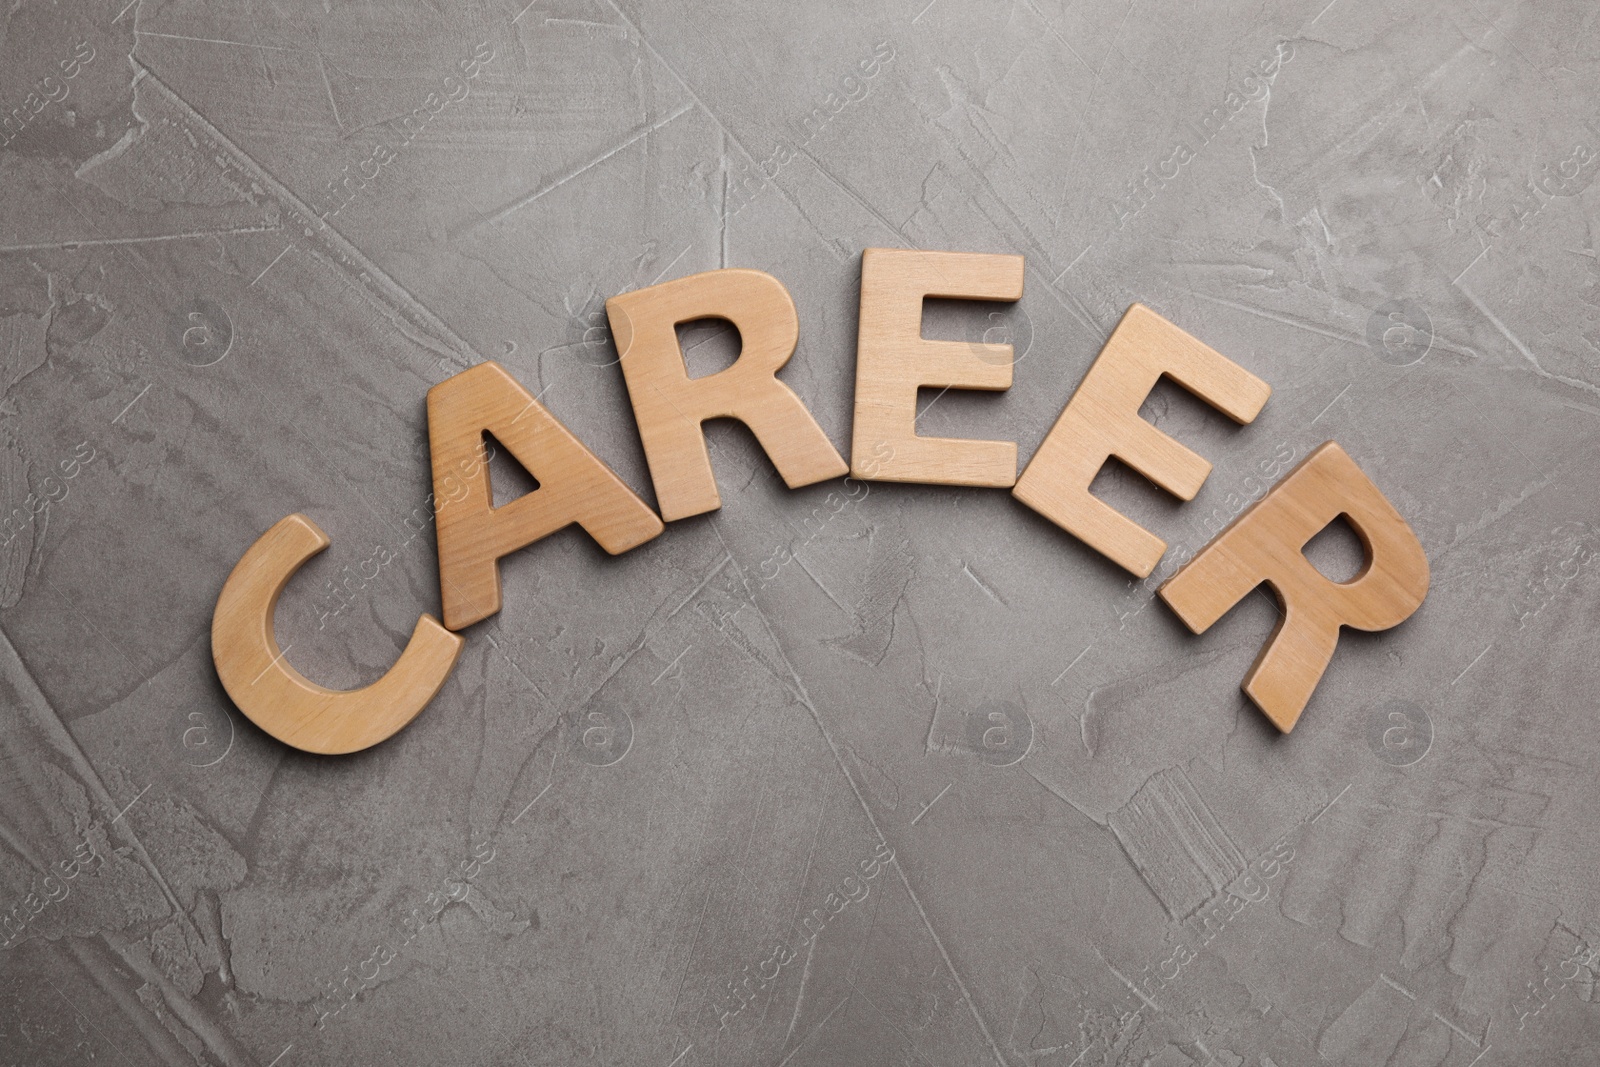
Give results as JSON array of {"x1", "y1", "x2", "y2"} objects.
[
  {"x1": 1158, "y1": 441, "x2": 1430, "y2": 733},
  {"x1": 429, "y1": 361, "x2": 663, "y2": 630},
  {"x1": 212, "y1": 513, "x2": 464, "y2": 755},
  {"x1": 851, "y1": 248, "x2": 1025, "y2": 487},
  {"x1": 606, "y1": 268, "x2": 847, "y2": 521},
  {"x1": 1013, "y1": 304, "x2": 1271, "y2": 576}
]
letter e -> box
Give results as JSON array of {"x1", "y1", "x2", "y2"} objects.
[
  {"x1": 851, "y1": 248, "x2": 1024, "y2": 487},
  {"x1": 1013, "y1": 304, "x2": 1270, "y2": 576}
]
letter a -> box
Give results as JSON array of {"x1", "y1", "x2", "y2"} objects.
[
  {"x1": 428, "y1": 361, "x2": 663, "y2": 630},
  {"x1": 1158, "y1": 442, "x2": 1429, "y2": 732}
]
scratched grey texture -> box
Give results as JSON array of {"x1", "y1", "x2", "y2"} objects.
[{"x1": 1, "y1": 0, "x2": 1598, "y2": 1064}]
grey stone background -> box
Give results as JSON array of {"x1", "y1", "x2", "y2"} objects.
[{"x1": 1, "y1": 0, "x2": 1596, "y2": 1064}]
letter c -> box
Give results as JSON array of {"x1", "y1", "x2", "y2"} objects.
[{"x1": 211, "y1": 514, "x2": 463, "y2": 754}]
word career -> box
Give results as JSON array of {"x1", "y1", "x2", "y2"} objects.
[{"x1": 212, "y1": 249, "x2": 1429, "y2": 755}]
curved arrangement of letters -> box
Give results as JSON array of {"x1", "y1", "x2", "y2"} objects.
[{"x1": 212, "y1": 249, "x2": 1429, "y2": 755}]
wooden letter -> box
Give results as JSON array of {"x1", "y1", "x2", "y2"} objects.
[
  {"x1": 212, "y1": 514, "x2": 463, "y2": 755},
  {"x1": 429, "y1": 361, "x2": 663, "y2": 630},
  {"x1": 606, "y1": 269, "x2": 847, "y2": 521},
  {"x1": 851, "y1": 248, "x2": 1025, "y2": 486},
  {"x1": 1158, "y1": 442, "x2": 1430, "y2": 733},
  {"x1": 1014, "y1": 304, "x2": 1270, "y2": 576}
]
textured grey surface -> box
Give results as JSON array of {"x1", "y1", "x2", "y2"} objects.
[{"x1": 2, "y1": 0, "x2": 1598, "y2": 1064}]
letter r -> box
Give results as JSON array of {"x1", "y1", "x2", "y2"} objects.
[
  {"x1": 1158, "y1": 442, "x2": 1429, "y2": 732},
  {"x1": 606, "y1": 268, "x2": 847, "y2": 521}
]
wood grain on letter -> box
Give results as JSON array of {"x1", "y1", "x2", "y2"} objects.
[
  {"x1": 428, "y1": 361, "x2": 663, "y2": 630},
  {"x1": 606, "y1": 268, "x2": 846, "y2": 521},
  {"x1": 1159, "y1": 442, "x2": 1430, "y2": 732},
  {"x1": 212, "y1": 514, "x2": 463, "y2": 755},
  {"x1": 851, "y1": 248, "x2": 1025, "y2": 487},
  {"x1": 1014, "y1": 303, "x2": 1270, "y2": 577}
]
